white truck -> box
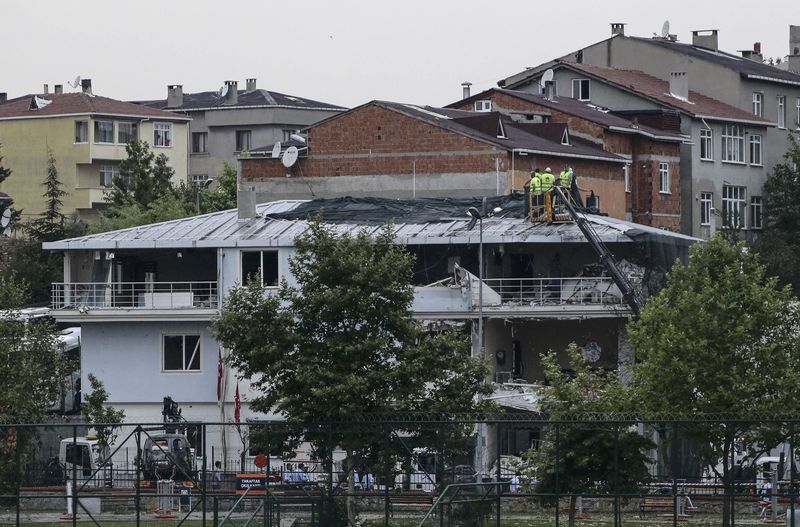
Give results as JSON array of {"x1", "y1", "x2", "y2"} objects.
[{"x1": 58, "y1": 435, "x2": 112, "y2": 487}]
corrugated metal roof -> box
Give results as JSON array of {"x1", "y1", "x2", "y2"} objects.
[{"x1": 43, "y1": 199, "x2": 698, "y2": 251}]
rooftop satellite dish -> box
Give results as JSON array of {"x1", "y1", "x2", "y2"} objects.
[
  {"x1": 661, "y1": 20, "x2": 670, "y2": 39},
  {"x1": 1, "y1": 208, "x2": 11, "y2": 228},
  {"x1": 67, "y1": 76, "x2": 81, "y2": 89},
  {"x1": 271, "y1": 142, "x2": 282, "y2": 158},
  {"x1": 539, "y1": 69, "x2": 554, "y2": 88},
  {"x1": 220, "y1": 84, "x2": 229, "y2": 98},
  {"x1": 281, "y1": 146, "x2": 299, "y2": 168}
]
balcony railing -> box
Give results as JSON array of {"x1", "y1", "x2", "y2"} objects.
[
  {"x1": 52, "y1": 282, "x2": 218, "y2": 310},
  {"x1": 481, "y1": 277, "x2": 623, "y2": 307}
]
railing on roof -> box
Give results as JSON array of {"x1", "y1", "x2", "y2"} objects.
[
  {"x1": 481, "y1": 277, "x2": 623, "y2": 307},
  {"x1": 51, "y1": 282, "x2": 218, "y2": 310}
]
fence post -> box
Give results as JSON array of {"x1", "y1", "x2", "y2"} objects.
[
  {"x1": 135, "y1": 426, "x2": 142, "y2": 527},
  {"x1": 791, "y1": 424, "x2": 796, "y2": 527},
  {"x1": 672, "y1": 421, "x2": 678, "y2": 527},
  {"x1": 72, "y1": 425, "x2": 78, "y2": 527},
  {"x1": 15, "y1": 427, "x2": 21, "y2": 527},
  {"x1": 495, "y1": 420, "x2": 501, "y2": 527},
  {"x1": 613, "y1": 424, "x2": 620, "y2": 527},
  {"x1": 202, "y1": 423, "x2": 207, "y2": 527},
  {"x1": 555, "y1": 422, "x2": 560, "y2": 527}
]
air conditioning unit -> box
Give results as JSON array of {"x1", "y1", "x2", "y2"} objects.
[
  {"x1": 474, "y1": 100, "x2": 492, "y2": 112},
  {"x1": 495, "y1": 371, "x2": 512, "y2": 384}
]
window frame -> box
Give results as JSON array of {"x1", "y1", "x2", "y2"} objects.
[
  {"x1": 752, "y1": 92, "x2": 763, "y2": 117},
  {"x1": 162, "y1": 334, "x2": 202, "y2": 373},
  {"x1": 571, "y1": 79, "x2": 590, "y2": 101},
  {"x1": 699, "y1": 128, "x2": 713, "y2": 161},
  {"x1": 722, "y1": 185, "x2": 747, "y2": 229},
  {"x1": 75, "y1": 121, "x2": 89, "y2": 144},
  {"x1": 473, "y1": 100, "x2": 492, "y2": 112},
  {"x1": 99, "y1": 164, "x2": 118, "y2": 188},
  {"x1": 750, "y1": 196, "x2": 763, "y2": 230},
  {"x1": 153, "y1": 122, "x2": 173, "y2": 148},
  {"x1": 778, "y1": 95, "x2": 786, "y2": 129},
  {"x1": 240, "y1": 250, "x2": 280, "y2": 287},
  {"x1": 117, "y1": 122, "x2": 138, "y2": 144},
  {"x1": 658, "y1": 162, "x2": 670, "y2": 194},
  {"x1": 94, "y1": 120, "x2": 114, "y2": 144},
  {"x1": 700, "y1": 192, "x2": 713, "y2": 226},
  {"x1": 721, "y1": 124, "x2": 745, "y2": 164},
  {"x1": 235, "y1": 130, "x2": 252, "y2": 152},
  {"x1": 192, "y1": 132, "x2": 208, "y2": 154},
  {"x1": 749, "y1": 134, "x2": 763, "y2": 166}
]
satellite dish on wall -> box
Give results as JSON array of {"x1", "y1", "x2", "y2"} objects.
[
  {"x1": 539, "y1": 68, "x2": 554, "y2": 89},
  {"x1": 271, "y1": 142, "x2": 282, "y2": 158},
  {"x1": 661, "y1": 20, "x2": 670, "y2": 38},
  {"x1": 220, "y1": 84, "x2": 229, "y2": 98},
  {"x1": 281, "y1": 146, "x2": 299, "y2": 168},
  {"x1": 1, "y1": 208, "x2": 11, "y2": 228}
]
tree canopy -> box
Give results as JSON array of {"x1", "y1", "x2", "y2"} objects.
[
  {"x1": 754, "y1": 132, "x2": 800, "y2": 291},
  {"x1": 26, "y1": 149, "x2": 67, "y2": 242},
  {"x1": 82, "y1": 373, "x2": 125, "y2": 458},
  {"x1": 628, "y1": 234, "x2": 800, "y2": 527}
]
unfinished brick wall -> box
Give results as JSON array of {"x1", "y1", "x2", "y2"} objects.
[{"x1": 629, "y1": 137, "x2": 682, "y2": 230}]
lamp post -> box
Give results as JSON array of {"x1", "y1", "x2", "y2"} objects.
[
  {"x1": 467, "y1": 206, "x2": 484, "y2": 353},
  {"x1": 195, "y1": 178, "x2": 214, "y2": 213}
]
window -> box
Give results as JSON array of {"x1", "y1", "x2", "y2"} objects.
[
  {"x1": 163, "y1": 335, "x2": 201, "y2": 372},
  {"x1": 192, "y1": 132, "x2": 208, "y2": 153},
  {"x1": 117, "y1": 122, "x2": 138, "y2": 144},
  {"x1": 722, "y1": 185, "x2": 747, "y2": 229},
  {"x1": 94, "y1": 120, "x2": 114, "y2": 143},
  {"x1": 99, "y1": 165, "x2": 118, "y2": 187},
  {"x1": 622, "y1": 164, "x2": 631, "y2": 193},
  {"x1": 721, "y1": 124, "x2": 745, "y2": 163},
  {"x1": 659, "y1": 162, "x2": 670, "y2": 194},
  {"x1": 235, "y1": 130, "x2": 252, "y2": 152},
  {"x1": 153, "y1": 122, "x2": 172, "y2": 147},
  {"x1": 571, "y1": 79, "x2": 590, "y2": 101},
  {"x1": 700, "y1": 128, "x2": 713, "y2": 161},
  {"x1": 241, "y1": 251, "x2": 279, "y2": 287},
  {"x1": 474, "y1": 100, "x2": 492, "y2": 112},
  {"x1": 749, "y1": 134, "x2": 762, "y2": 165},
  {"x1": 752, "y1": 92, "x2": 763, "y2": 116},
  {"x1": 778, "y1": 96, "x2": 786, "y2": 129},
  {"x1": 750, "y1": 196, "x2": 763, "y2": 229},
  {"x1": 700, "y1": 192, "x2": 713, "y2": 226},
  {"x1": 75, "y1": 121, "x2": 88, "y2": 143}
]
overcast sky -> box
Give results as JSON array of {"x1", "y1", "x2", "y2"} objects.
[{"x1": 1, "y1": 0, "x2": 797, "y2": 108}]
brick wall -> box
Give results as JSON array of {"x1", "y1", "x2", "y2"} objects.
[{"x1": 629, "y1": 137, "x2": 682, "y2": 230}]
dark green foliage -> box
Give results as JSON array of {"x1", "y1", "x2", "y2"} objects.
[
  {"x1": 108, "y1": 140, "x2": 174, "y2": 209},
  {"x1": 754, "y1": 133, "x2": 800, "y2": 291},
  {"x1": 81, "y1": 374, "x2": 125, "y2": 457},
  {"x1": 25, "y1": 149, "x2": 67, "y2": 242}
]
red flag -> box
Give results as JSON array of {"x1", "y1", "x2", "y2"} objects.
[
  {"x1": 217, "y1": 349, "x2": 223, "y2": 401},
  {"x1": 234, "y1": 383, "x2": 241, "y2": 424}
]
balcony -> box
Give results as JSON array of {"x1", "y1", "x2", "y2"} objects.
[
  {"x1": 413, "y1": 274, "x2": 630, "y2": 319},
  {"x1": 51, "y1": 282, "x2": 218, "y2": 322}
]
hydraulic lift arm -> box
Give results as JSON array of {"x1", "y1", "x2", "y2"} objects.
[{"x1": 551, "y1": 186, "x2": 644, "y2": 317}]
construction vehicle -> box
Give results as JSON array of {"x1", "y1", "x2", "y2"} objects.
[
  {"x1": 138, "y1": 397, "x2": 198, "y2": 483},
  {"x1": 530, "y1": 182, "x2": 644, "y2": 316}
]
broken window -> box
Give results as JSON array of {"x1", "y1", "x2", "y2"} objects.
[
  {"x1": 241, "y1": 251, "x2": 279, "y2": 287},
  {"x1": 163, "y1": 335, "x2": 201, "y2": 372}
]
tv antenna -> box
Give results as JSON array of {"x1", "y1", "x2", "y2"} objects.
[
  {"x1": 67, "y1": 76, "x2": 81, "y2": 89},
  {"x1": 539, "y1": 68, "x2": 554, "y2": 90},
  {"x1": 271, "y1": 142, "x2": 282, "y2": 158},
  {"x1": 661, "y1": 20, "x2": 670, "y2": 39},
  {"x1": 281, "y1": 146, "x2": 299, "y2": 168}
]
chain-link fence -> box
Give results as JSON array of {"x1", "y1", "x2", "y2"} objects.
[{"x1": 2, "y1": 416, "x2": 800, "y2": 526}]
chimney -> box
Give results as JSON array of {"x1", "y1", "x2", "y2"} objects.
[
  {"x1": 461, "y1": 81, "x2": 472, "y2": 100},
  {"x1": 81, "y1": 78, "x2": 92, "y2": 94},
  {"x1": 754, "y1": 42, "x2": 762, "y2": 55},
  {"x1": 692, "y1": 30, "x2": 719, "y2": 52},
  {"x1": 54, "y1": 84, "x2": 63, "y2": 94},
  {"x1": 740, "y1": 42, "x2": 763, "y2": 62},
  {"x1": 611, "y1": 23, "x2": 626, "y2": 36},
  {"x1": 0, "y1": 93, "x2": 6, "y2": 105},
  {"x1": 43, "y1": 84, "x2": 49, "y2": 95},
  {"x1": 544, "y1": 80, "x2": 555, "y2": 101},
  {"x1": 790, "y1": 25, "x2": 800, "y2": 55},
  {"x1": 224, "y1": 80, "x2": 238, "y2": 105},
  {"x1": 167, "y1": 84, "x2": 183, "y2": 108},
  {"x1": 238, "y1": 186, "x2": 257, "y2": 220},
  {"x1": 246, "y1": 78, "x2": 257, "y2": 92},
  {"x1": 669, "y1": 72, "x2": 689, "y2": 100}
]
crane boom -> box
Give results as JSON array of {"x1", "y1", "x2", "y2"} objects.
[{"x1": 551, "y1": 186, "x2": 644, "y2": 316}]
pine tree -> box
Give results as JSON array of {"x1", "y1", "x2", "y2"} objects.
[{"x1": 26, "y1": 149, "x2": 67, "y2": 242}]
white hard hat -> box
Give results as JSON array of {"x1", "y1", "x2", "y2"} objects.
[{"x1": 545, "y1": 167, "x2": 551, "y2": 172}]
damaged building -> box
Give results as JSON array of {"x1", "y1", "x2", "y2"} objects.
[{"x1": 43, "y1": 193, "x2": 697, "y2": 460}]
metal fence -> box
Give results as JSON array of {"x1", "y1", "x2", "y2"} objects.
[
  {"x1": 51, "y1": 281, "x2": 219, "y2": 310},
  {"x1": 3, "y1": 416, "x2": 800, "y2": 527}
]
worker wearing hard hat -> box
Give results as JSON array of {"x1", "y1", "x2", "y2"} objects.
[
  {"x1": 529, "y1": 167, "x2": 543, "y2": 218},
  {"x1": 559, "y1": 167, "x2": 574, "y2": 201},
  {"x1": 540, "y1": 167, "x2": 555, "y2": 194}
]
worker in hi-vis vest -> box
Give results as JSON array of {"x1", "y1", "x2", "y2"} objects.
[
  {"x1": 530, "y1": 168, "x2": 543, "y2": 215},
  {"x1": 559, "y1": 167, "x2": 574, "y2": 201},
  {"x1": 540, "y1": 167, "x2": 555, "y2": 194}
]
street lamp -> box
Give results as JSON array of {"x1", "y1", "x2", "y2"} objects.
[{"x1": 195, "y1": 178, "x2": 214, "y2": 213}]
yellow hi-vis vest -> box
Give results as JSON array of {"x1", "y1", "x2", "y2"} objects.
[
  {"x1": 530, "y1": 174, "x2": 542, "y2": 195},
  {"x1": 559, "y1": 170, "x2": 573, "y2": 188},
  {"x1": 540, "y1": 172, "x2": 555, "y2": 192}
]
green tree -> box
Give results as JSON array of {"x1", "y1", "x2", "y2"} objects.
[
  {"x1": 81, "y1": 374, "x2": 125, "y2": 459},
  {"x1": 520, "y1": 345, "x2": 652, "y2": 527},
  {"x1": 107, "y1": 139, "x2": 174, "y2": 210},
  {"x1": 754, "y1": 132, "x2": 800, "y2": 291},
  {"x1": 0, "y1": 274, "x2": 70, "y2": 492},
  {"x1": 26, "y1": 149, "x2": 67, "y2": 242},
  {"x1": 628, "y1": 234, "x2": 800, "y2": 527},
  {"x1": 212, "y1": 221, "x2": 492, "y2": 523},
  {"x1": 93, "y1": 191, "x2": 191, "y2": 233},
  {"x1": 199, "y1": 162, "x2": 237, "y2": 213}
]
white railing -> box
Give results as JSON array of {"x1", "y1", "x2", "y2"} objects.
[
  {"x1": 51, "y1": 282, "x2": 218, "y2": 310},
  {"x1": 481, "y1": 277, "x2": 623, "y2": 306}
]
